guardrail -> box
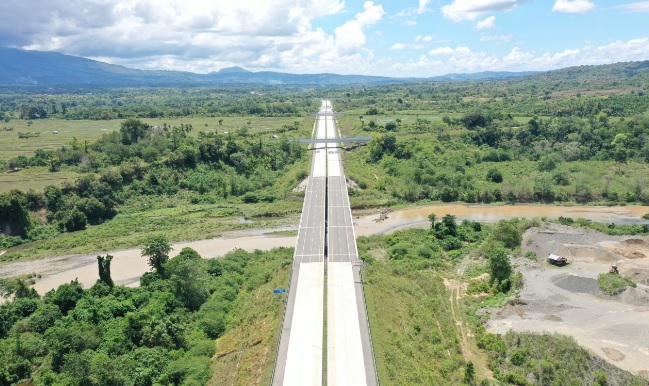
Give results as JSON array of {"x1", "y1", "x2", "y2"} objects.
[
  {"x1": 269, "y1": 261, "x2": 295, "y2": 386},
  {"x1": 359, "y1": 261, "x2": 381, "y2": 385}
]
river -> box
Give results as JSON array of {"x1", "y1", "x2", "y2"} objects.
[{"x1": 2, "y1": 203, "x2": 648, "y2": 295}]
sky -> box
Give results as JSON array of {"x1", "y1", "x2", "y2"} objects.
[{"x1": 0, "y1": 0, "x2": 648, "y2": 77}]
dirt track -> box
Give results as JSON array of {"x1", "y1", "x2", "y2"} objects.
[{"x1": 488, "y1": 224, "x2": 649, "y2": 378}]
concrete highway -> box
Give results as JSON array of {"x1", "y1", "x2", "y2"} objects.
[
  {"x1": 272, "y1": 100, "x2": 377, "y2": 386},
  {"x1": 325, "y1": 103, "x2": 378, "y2": 386}
]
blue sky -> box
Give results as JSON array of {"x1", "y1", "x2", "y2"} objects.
[{"x1": 0, "y1": 0, "x2": 647, "y2": 77}]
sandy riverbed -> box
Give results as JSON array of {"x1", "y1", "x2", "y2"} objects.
[{"x1": 1, "y1": 203, "x2": 648, "y2": 296}]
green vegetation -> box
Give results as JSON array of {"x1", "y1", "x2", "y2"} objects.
[
  {"x1": 364, "y1": 261, "x2": 466, "y2": 385},
  {"x1": 0, "y1": 114, "x2": 309, "y2": 261},
  {"x1": 478, "y1": 332, "x2": 646, "y2": 385},
  {"x1": 556, "y1": 216, "x2": 649, "y2": 236},
  {"x1": 328, "y1": 71, "x2": 649, "y2": 209},
  {"x1": 360, "y1": 215, "x2": 646, "y2": 384},
  {"x1": 2, "y1": 65, "x2": 649, "y2": 383},
  {"x1": 597, "y1": 272, "x2": 637, "y2": 295},
  {"x1": 0, "y1": 246, "x2": 291, "y2": 385},
  {"x1": 210, "y1": 260, "x2": 290, "y2": 385},
  {"x1": 360, "y1": 215, "x2": 489, "y2": 384}
]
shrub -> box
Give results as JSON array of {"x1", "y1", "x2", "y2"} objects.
[
  {"x1": 486, "y1": 168, "x2": 503, "y2": 183},
  {"x1": 597, "y1": 273, "x2": 636, "y2": 295},
  {"x1": 241, "y1": 192, "x2": 259, "y2": 203}
]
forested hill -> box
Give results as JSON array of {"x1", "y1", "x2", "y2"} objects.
[
  {"x1": 0, "y1": 47, "x2": 394, "y2": 86},
  {"x1": 1, "y1": 47, "x2": 648, "y2": 87},
  {"x1": 0, "y1": 47, "x2": 597, "y2": 87}
]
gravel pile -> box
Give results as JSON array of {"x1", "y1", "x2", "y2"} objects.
[
  {"x1": 525, "y1": 302, "x2": 575, "y2": 314},
  {"x1": 553, "y1": 274, "x2": 601, "y2": 295}
]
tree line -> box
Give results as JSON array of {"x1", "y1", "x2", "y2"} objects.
[
  {"x1": 1, "y1": 118, "x2": 304, "y2": 249},
  {"x1": 0, "y1": 241, "x2": 291, "y2": 385}
]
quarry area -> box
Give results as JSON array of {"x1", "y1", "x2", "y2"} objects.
[{"x1": 488, "y1": 224, "x2": 649, "y2": 379}]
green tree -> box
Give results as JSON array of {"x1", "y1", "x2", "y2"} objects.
[
  {"x1": 486, "y1": 168, "x2": 503, "y2": 183},
  {"x1": 120, "y1": 118, "x2": 150, "y2": 145},
  {"x1": 61, "y1": 208, "x2": 87, "y2": 232},
  {"x1": 428, "y1": 213, "x2": 437, "y2": 229},
  {"x1": 46, "y1": 280, "x2": 84, "y2": 315},
  {"x1": 538, "y1": 154, "x2": 560, "y2": 172},
  {"x1": 464, "y1": 361, "x2": 475, "y2": 384},
  {"x1": 435, "y1": 214, "x2": 458, "y2": 237},
  {"x1": 142, "y1": 235, "x2": 172, "y2": 276},
  {"x1": 0, "y1": 190, "x2": 32, "y2": 237},
  {"x1": 488, "y1": 248, "x2": 512, "y2": 290},
  {"x1": 167, "y1": 248, "x2": 209, "y2": 311},
  {"x1": 492, "y1": 220, "x2": 522, "y2": 249},
  {"x1": 97, "y1": 255, "x2": 114, "y2": 288}
]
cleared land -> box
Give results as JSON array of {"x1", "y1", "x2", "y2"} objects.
[{"x1": 489, "y1": 224, "x2": 649, "y2": 378}]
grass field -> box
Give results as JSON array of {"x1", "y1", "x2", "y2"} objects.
[
  {"x1": 0, "y1": 116, "x2": 309, "y2": 162},
  {"x1": 363, "y1": 260, "x2": 468, "y2": 385},
  {"x1": 0, "y1": 167, "x2": 83, "y2": 193}
]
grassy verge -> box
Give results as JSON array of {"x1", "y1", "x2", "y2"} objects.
[
  {"x1": 209, "y1": 259, "x2": 290, "y2": 385},
  {"x1": 598, "y1": 272, "x2": 637, "y2": 295},
  {"x1": 364, "y1": 260, "x2": 467, "y2": 385}
]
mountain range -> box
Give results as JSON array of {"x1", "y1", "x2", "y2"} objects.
[{"x1": 0, "y1": 47, "x2": 543, "y2": 87}]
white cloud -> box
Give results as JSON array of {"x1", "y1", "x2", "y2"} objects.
[
  {"x1": 480, "y1": 34, "x2": 513, "y2": 42},
  {"x1": 393, "y1": 37, "x2": 649, "y2": 76},
  {"x1": 390, "y1": 42, "x2": 425, "y2": 50},
  {"x1": 403, "y1": 20, "x2": 417, "y2": 26},
  {"x1": 5, "y1": 0, "x2": 389, "y2": 75},
  {"x1": 616, "y1": 1, "x2": 649, "y2": 12},
  {"x1": 429, "y1": 46, "x2": 457, "y2": 55},
  {"x1": 334, "y1": 1, "x2": 385, "y2": 54},
  {"x1": 416, "y1": 34, "x2": 436, "y2": 42},
  {"x1": 476, "y1": 16, "x2": 496, "y2": 29},
  {"x1": 356, "y1": 1, "x2": 385, "y2": 26},
  {"x1": 418, "y1": 0, "x2": 430, "y2": 13},
  {"x1": 552, "y1": 0, "x2": 596, "y2": 13},
  {"x1": 441, "y1": 0, "x2": 530, "y2": 22}
]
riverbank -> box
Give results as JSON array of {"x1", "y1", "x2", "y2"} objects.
[{"x1": 2, "y1": 203, "x2": 648, "y2": 296}]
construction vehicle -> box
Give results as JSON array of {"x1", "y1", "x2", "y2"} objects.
[{"x1": 547, "y1": 253, "x2": 568, "y2": 266}]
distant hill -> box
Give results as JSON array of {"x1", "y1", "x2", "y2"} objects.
[
  {"x1": 0, "y1": 47, "x2": 392, "y2": 86},
  {"x1": 0, "y1": 47, "x2": 647, "y2": 87},
  {"x1": 428, "y1": 71, "x2": 541, "y2": 81}
]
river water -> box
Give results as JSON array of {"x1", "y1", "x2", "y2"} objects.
[{"x1": 3, "y1": 203, "x2": 648, "y2": 295}]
